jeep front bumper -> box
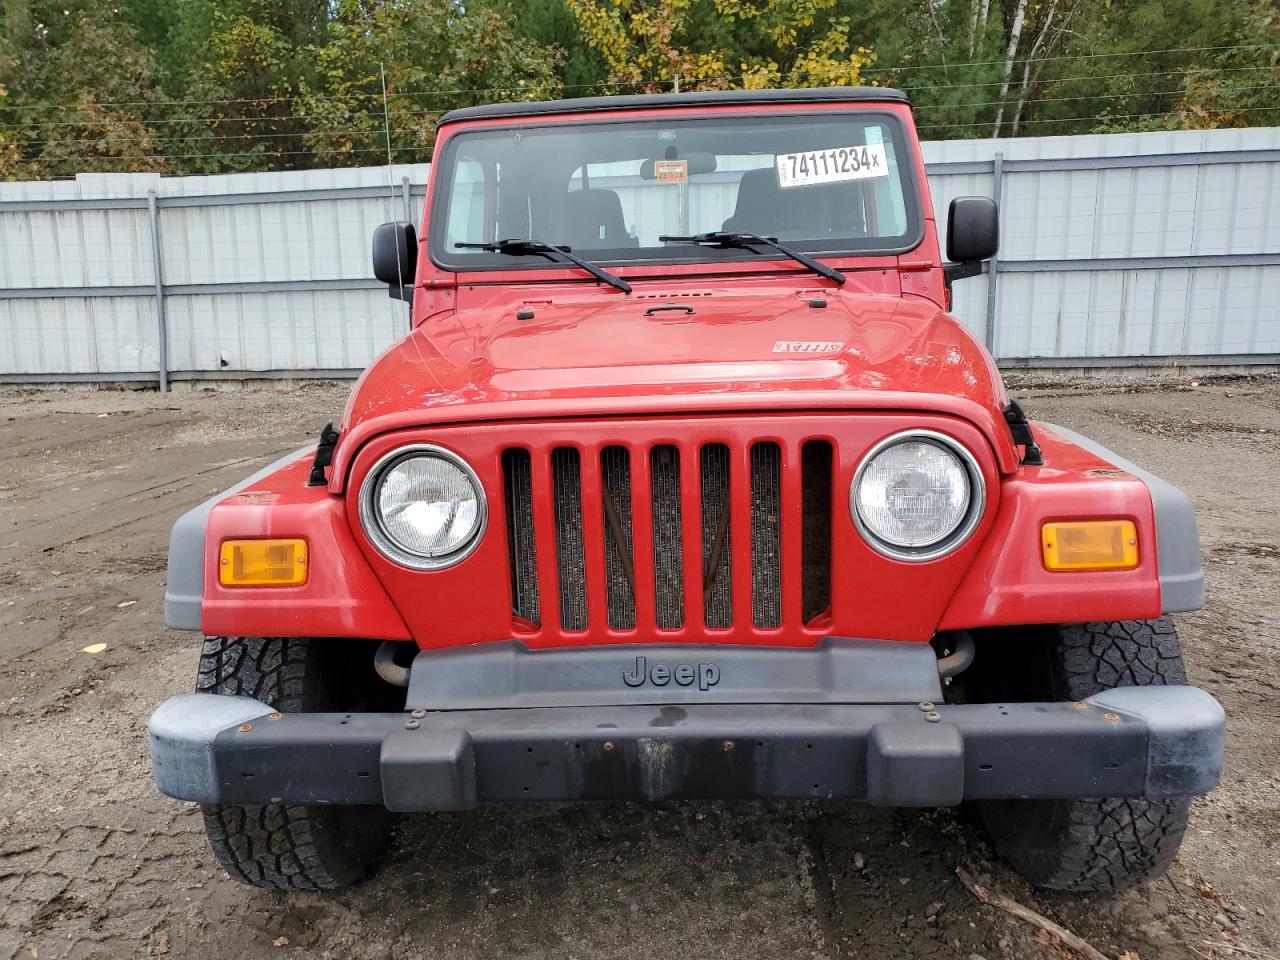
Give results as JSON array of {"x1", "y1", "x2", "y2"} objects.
[{"x1": 149, "y1": 640, "x2": 1223, "y2": 811}]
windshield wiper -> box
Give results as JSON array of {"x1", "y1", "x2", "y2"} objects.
[
  {"x1": 455, "y1": 238, "x2": 632, "y2": 294},
  {"x1": 658, "y1": 231, "x2": 845, "y2": 286}
]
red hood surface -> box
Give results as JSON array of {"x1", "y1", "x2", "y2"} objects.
[{"x1": 333, "y1": 284, "x2": 1017, "y2": 489}]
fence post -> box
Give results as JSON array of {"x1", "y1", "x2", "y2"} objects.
[
  {"x1": 146, "y1": 190, "x2": 169, "y2": 393},
  {"x1": 984, "y1": 151, "x2": 1004, "y2": 354},
  {"x1": 401, "y1": 175, "x2": 412, "y2": 224}
]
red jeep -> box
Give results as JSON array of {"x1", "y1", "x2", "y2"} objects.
[{"x1": 149, "y1": 88, "x2": 1223, "y2": 893}]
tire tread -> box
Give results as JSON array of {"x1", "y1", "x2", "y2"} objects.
[
  {"x1": 196, "y1": 636, "x2": 390, "y2": 892},
  {"x1": 980, "y1": 617, "x2": 1192, "y2": 892}
]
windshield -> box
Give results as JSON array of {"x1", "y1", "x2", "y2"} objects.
[{"x1": 430, "y1": 112, "x2": 922, "y2": 271}]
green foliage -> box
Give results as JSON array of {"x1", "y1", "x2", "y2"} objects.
[
  {"x1": 1068, "y1": 0, "x2": 1280, "y2": 135},
  {"x1": 0, "y1": 0, "x2": 559, "y2": 177},
  {"x1": 0, "y1": 3, "x2": 167, "y2": 178},
  {"x1": 854, "y1": 0, "x2": 1007, "y2": 139},
  {"x1": 1175, "y1": 5, "x2": 1280, "y2": 131},
  {"x1": 298, "y1": 0, "x2": 560, "y2": 165},
  {"x1": 0, "y1": 0, "x2": 1274, "y2": 178},
  {"x1": 477, "y1": 0, "x2": 608, "y2": 93},
  {"x1": 564, "y1": 0, "x2": 875, "y2": 91}
]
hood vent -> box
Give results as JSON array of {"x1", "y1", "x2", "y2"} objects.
[{"x1": 633, "y1": 291, "x2": 716, "y2": 300}]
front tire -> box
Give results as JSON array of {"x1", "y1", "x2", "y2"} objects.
[
  {"x1": 197, "y1": 636, "x2": 399, "y2": 891},
  {"x1": 971, "y1": 619, "x2": 1192, "y2": 892}
]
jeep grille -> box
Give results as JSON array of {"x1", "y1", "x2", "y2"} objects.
[{"x1": 501, "y1": 438, "x2": 832, "y2": 636}]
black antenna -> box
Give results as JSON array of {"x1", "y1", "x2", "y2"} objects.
[{"x1": 381, "y1": 63, "x2": 408, "y2": 323}]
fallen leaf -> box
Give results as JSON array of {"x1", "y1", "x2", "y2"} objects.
[
  {"x1": 81, "y1": 643, "x2": 107, "y2": 654},
  {"x1": 156, "y1": 932, "x2": 170, "y2": 954},
  {"x1": 117, "y1": 600, "x2": 136, "y2": 609},
  {"x1": 273, "y1": 937, "x2": 289, "y2": 948},
  {"x1": 1118, "y1": 952, "x2": 1142, "y2": 960}
]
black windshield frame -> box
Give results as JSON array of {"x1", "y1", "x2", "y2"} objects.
[{"x1": 427, "y1": 110, "x2": 925, "y2": 276}]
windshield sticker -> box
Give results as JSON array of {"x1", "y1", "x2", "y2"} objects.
[
  {"x1": 865, "y1": 126, "x2": 884, "y2": 145},
  {"x1": 654, "y1": 159, "x2": 688, "y2": 183},
  {"x1": 776, "y1": 144, "x2": 888, "y2": 188},
  {"x1": 773, "y1": 340, "x2": 844, "y2": 354}
]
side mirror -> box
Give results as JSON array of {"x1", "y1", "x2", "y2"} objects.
[
  {"x1": 373, "y1": 221, "x2": 418, "y2": 302},
  {"x1": 943, "y1": 196, "x2": 999, "y2": 284}
]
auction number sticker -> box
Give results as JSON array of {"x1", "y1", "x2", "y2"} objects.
[{"x1": 776, "y1": 144, "x2": 889, "y2": 188}]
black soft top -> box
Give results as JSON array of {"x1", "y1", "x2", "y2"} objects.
[{"x1": 438, "y1": 87, "x2": 910, "y2": 126}]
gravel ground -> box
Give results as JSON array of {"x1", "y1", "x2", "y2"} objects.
[{"x1": 0, "y1": 375, "x2": 1277, "y2": 960}]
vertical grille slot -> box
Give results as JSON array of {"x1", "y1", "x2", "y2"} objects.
[
  {"x1": 801, "y1": 440, "x2": 833, "y2": 624},
  {"x1": 600, "y1": 446, "x2": 636, "y2": 630},
  {"x1": 650, "y1": 445, "x2": 684, "y2": 629},
  {"x1": 700, "y1": 443, "x2": 733, "y2": 628},
  {"x1": 750, "y1": 442, "x2": 782, "y2": 628},
  {"x1": 552, "y1": 447, "x2": 588, "y2": 631},
  {"x1": 502, "y1": 449, "x2": 540, "y2": 627}
]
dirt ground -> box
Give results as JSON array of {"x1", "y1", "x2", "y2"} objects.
[{"x1": 1, "y1": 374, "x2": 1277, "y2": 960}]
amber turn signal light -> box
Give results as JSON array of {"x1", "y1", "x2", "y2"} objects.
[
  {"x1": 219, "y1": 539, "x2": 308, "y2": 586},
  {"x1": 1041, "y1": 521, "x2": 1138, "y2": 571}
]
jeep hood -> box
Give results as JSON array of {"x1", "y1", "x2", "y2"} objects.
[{"x1": 333, "y1": 287, "x2": 1017, "y2": 487}]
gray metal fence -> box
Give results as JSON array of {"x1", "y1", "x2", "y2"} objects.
[
  {"x1": 0, "y1": 165, "x2": 427, "y2": 386},
  {"x1": 925, "y1": 127, "x2": 1280, "y2": 366},
  {"x1": 1, "y1": 127, "x2": 1277, "y2": 387}
]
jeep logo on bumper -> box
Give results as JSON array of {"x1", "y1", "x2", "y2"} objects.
[{"x1": 623, "y1": 656, "x2": 720, "y2": 691}]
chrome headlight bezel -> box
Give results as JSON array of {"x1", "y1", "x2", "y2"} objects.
[
  {"x1": 358, "y1": 444, "x2": 488, "y2": 571},
  {"x1": 850, "y1": 429, "x2": 986, "y2": 562}
]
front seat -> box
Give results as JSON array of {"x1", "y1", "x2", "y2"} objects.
[
  {"x1": 562, "y1": 189, "x2": 638, "y2": 249},
  {"x1": 722, "y1": 168, "x2": 815, "y2": 236},
  {"x1": 723, "y1": 168, "x2": 866, "y2": 239}
]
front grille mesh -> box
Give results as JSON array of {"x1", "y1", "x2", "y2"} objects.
[
  {"x1": 750, "y1": 443, "x2": 782, "y2": 628},
  {"x1": 801, "y1": 440, "x2": 833, "y2": 623},
  {"x1": 502, "y1": 437, "x2": 831, "y2": 635},
  {"x1": 650, "y1": 445, "x2": 684, "y2": 629},
  {"x1": 699, "y1": 444, "x2": 733, "y2": 629},
  {"x1": 501, "y1": 449, "x2": 540, "y2": 626},
  {"x1": 600, "y1": 446, "x2": 636, "y2": 629},
  {"x1": 551, "y1": 447, "x2": 588, "y2": 631}
]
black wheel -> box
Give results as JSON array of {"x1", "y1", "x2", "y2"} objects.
[
  {"x1": 969, "y1": 618, "x2": 1192, "y2": 892},
  {"x1": 197, "y1": 636, "x2": 400, "y2": 891}
]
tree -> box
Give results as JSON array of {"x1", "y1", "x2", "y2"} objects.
[
  {"x1": 566, "y1": 0, "x2": 874, "y2": 91},
  {"x1": 0, "y1": 83, "x2": 20, "y2": 177},
  {"x1": 0, "y1": 4, "x2": 166, "y2": 178},
  {"x1": 478, "y1": 0, "x2": 608, "y2": 94},
  {"x1": 173, "y1": 14, "x2": 309, "y2": 173},
  {"x1": 1, "y1": 0, "x2": 1275, "y2": 178},
  {"x1": 297, "y1": 0, "x2": 560, "y2": 166},
  {"x1": 1030, "y1": 0, "x2": 1278, "y2": 136},
  {"x1": 1172, "y1": 4, "x2": 1280, "y2": 130},
  {"x1": 851, "y1": 0, "x2": 1006, "y2": 140}
]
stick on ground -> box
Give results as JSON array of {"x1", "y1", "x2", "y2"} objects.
[
  {"x1": 955, "y1": 866, "x2": 1110, "y2": 960},
  {"x1": 1202, "y1": 942, "x2": 1280, "y2": 960}
]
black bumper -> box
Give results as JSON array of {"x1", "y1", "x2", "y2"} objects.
[{"x1": 149, "y1": 687, "x2": 1224, "y2": 811}]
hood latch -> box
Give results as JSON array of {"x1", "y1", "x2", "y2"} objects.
[
  {"x1": 1003, "y1": 400, "x2": 1044, "y2": 466},
  {"x1": 307, "y1": 422, "x2": 341, "y2": 487}
]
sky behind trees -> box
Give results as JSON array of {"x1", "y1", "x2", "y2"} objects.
[{"x1": 0, "y1": 0, "x2": 1276, "y2": 179}]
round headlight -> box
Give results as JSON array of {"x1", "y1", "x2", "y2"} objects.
[
  {"x1": 851, "y1": 431, "x2": 984, "y2": 560},
  {"x1": 360, "y1": 446, "x2": 487, "y2": 569}
]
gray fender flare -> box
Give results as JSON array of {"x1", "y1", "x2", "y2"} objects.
[
  {"x1": 164, "y1": 447, "x2": 314, "y2": 631},
  {"x1": 1037, "y1": 422, "x2": 1204, "y2": 613}
]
